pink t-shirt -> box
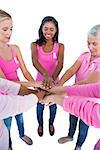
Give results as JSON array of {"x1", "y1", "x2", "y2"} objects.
[
  {"x1": 0, "y1": 45, "x2": 20, "y2": 81},
  {"x1": 75, "y1": 52, "x2": 100, "y2": 83},
  {"x1": 36, "y1": 42, "x2": 59, "y2": 81}
]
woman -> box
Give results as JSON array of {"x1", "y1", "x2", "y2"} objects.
[
  {"x1": 31, "y1": 16, "x2": 64, "y2": 136},
  {"x1": 55, "y1": 24, "x2": 100, "y2": 150},
  {"x1": 0, "y1": 78, "x2": 45, "y2": 150}
]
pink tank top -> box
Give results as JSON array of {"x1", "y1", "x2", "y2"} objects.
[
  {"x1": 36, "y1": 42, "x2": 59, "y2": 81},
  {"x1": 0, "y1": 46, "x2": 20, "y2": 81}
]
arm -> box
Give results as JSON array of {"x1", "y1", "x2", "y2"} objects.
[
  {"x1": 66, "y1": 83, "x2": 100, "y2": 97},
  {"x1": 0, "y1": 79, "x2": 46, "y2": 120},
  {"x1": 58, "y1": 60, "x2": 82, "y2": 85},
  {"x1": 76, "y1": 71, "x2": 100, "y2": 85},
  {"x1": 31, "y1": 42, "x2": 49, "y2": 76},
  {"x1": 52, "y1": 43, "x2": 64, "y2": 80},
  {"x1": 43, "y1": 94, "x2": 100, "y2": 128},
  {"x1": 0, "y1": 93, "x2": 38, "y2": 120},
  {"x1": 13, "y1": 45, "x2": 34, "y2": 81},
  {"x1": 31, "y1": 42, "x2": 54, "y2": 88}
]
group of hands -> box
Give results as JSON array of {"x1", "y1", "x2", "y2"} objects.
[{"x1": 33, "y1": 75, "x2": 62, "y2": 105}]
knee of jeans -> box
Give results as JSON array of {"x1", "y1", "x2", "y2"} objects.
[
  {"x1": 79, "y1": 128, "x2": 88, "y2": 137},
  {"x1": 15, "y1": 114, "x2": 24, "y2": 124},
  {"x1": 49, "y1": 104, "x2": 57, "y2": 111},
  {"x1": 37, "y1": 102, "x2": 44, "y2": 110}
]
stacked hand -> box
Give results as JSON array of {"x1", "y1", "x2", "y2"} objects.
[{"x1": 43, "y1": 73, "x2": 55, "y2": 89}]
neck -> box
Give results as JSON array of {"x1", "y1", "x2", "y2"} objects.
[
  {"x1": 0, "y1": 41, "x2": 8, "y2": 49},
  {"x1": 45, "y1": 40, "x2": 54, "y2": 46}
]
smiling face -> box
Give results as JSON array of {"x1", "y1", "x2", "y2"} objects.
[
  {"x1": 87, "y1": 34, "x2": 100, "y2": 57},
  {"x1": 0, "y1": 18, "x2": 13, "y2": 44},
  {"x1": 42, "y1": 21, "x2": 57, "y2": 41}
]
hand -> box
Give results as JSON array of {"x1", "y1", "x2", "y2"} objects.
[
  {"x1": 43, "y1": 74, "x2": 55, "y2": 89},
  {"x1": 42, "y1": 94, "x2": 55, "y2": 104},
  {"x1": 32, "y1": 81, "x2": 43, "y2": 88},
  {"x1": 36, "y1": 90, "x2": 46, "y2": 101}
]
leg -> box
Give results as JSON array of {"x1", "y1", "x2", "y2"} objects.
[
  {"x1": 4, "y1": 117, "x2": 12, "y2": 149},
  {"x1": 68, "y1": 114, "x2": 78, "y2": 138},
  {"x1": 49, "y1": 104, "x2": 57, "y2": 136},
  {"x1": 15, "y1": 114, "x2": 33, "y2": 145},
  {"x1": 58, "y1": 114, "x2": 78, "y2": 144},
  {"x1": 75, "y1": 119, "x2": 89, "y2": 149},
  {"x1": 15, "y1": 113, "x2": 24, "y2": 137},
  {"x1": 37, "y1": 102, "x2": 44, "y2": 136}
]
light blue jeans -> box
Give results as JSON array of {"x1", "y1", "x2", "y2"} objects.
[{"x1": 4, "y1": 113, "x2": 24, "y2": 137}]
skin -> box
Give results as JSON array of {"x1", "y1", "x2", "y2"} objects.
[{"x1": 31, "y1": 21, "x2": 64, "y2": 88}]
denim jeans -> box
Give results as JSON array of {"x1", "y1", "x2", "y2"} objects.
[
  {"x1": 37, "y1": 102, "x2": 57, "y2": 126},
  {"x1": 68, "y1": 114, "x2": 89, "y2": 148},
  {"x1": 4, "y1": 113, "x2": 24, "y2": 137}
]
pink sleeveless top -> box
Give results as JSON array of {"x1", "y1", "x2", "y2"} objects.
[
  {"x1": 36, "y1": 42, "x2": 59, "y2": 81},
  {"x1": 0, "y1": 45, "x2": 20, "y2": 81}
]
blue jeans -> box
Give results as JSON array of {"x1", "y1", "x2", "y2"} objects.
[
  {"x1": 4, "y1": 113, "x2": 24, "y2": 137},
  {"x1": 68, "y1": 114, "x2": 89, "y2": 148},
  {"x1": 37, "y1": 102, "x2": 57, "y2": 126}
]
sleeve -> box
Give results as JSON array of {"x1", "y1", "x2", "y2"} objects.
[
  {"x1": 0, "y1": 93, "x2": 38, "y2": 120},
  {"x1": 0, "y1": 78, "x2": 20, "y2": 95},
  {"x1": 66, "y1": 83, "x2": 100, "y2": 98},
  {"x1": 95, "y1": 62, "x2": 100, "y2": 73},
  {"x1": 77, "y1": 52, "x2": 88, "y2": 62},
  {"x1": 63, "y1": 96, "x2": 100, "y2": 128}
]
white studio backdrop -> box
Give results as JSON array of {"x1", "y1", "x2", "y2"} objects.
[{"x1": 0, "y1": 0, "x2": 100, "y2": 150}]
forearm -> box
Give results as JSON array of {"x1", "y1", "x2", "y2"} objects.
[
  {"x1": 66, "y1": 83, "x2": 100, "y2": 98},
  {"x1": 23, "y1": 71, "x2": 34, "y2": 81},
  {"x1": 16, "y1": 81, "x2": 36, "y2": 88},
  {"x1": 33, "y1": 60, "x2": 48, "y2": 76},
  {"x1": 59, "y1": 69, "x2": 74, "y2": 85},
  {"x1": 0, "y1": 94, "x2": 38, "y2": 120},
  {"x1": 63, "y1": 96, "x2": 100, "y2": 128},
  {"x1": 52, "y1": 64, "x2": 63, "y2": 81}
]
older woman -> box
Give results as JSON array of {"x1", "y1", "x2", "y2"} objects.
[{"x1": 55, "y1": 24, "x2": 100, "y2": 150}]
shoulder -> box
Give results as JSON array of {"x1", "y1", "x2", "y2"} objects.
[
  {"x1": 58, "y1": 43, "x2": 64, "y2": 48},
  {"x1": 78, "y1": 52, "x2": 90, "y2": 61},
  {"x1": 80, "y1": 51, "x2": 89, "y2": 56},
  {"x1": 31, "y1": 42, "x2": 37, "y2": 49},
  {"x1": 10, "y1": 44, "x2": 20, "y2": 55}
]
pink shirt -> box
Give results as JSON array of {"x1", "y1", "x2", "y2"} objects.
[
  {"x1": 0, "y1": 45, "x2": 20, "y2": 81},
  {"x1": 63, "y1": 96, "x2": 100, "y2": 128},
  {"x1": 0, "y1": 78, "x2": 38, "y2": 150},
  {"x1": 75, "y1": 52, "x2": 100, "y2": 83},
  {"x1": 36, "y1": 42, "x2": 59, "y2": 81},
  {"x1": 64, "y1": 83, "x2": 100, "y2": 128},
  {"x1": 66, "y1": 82, "x2": 100, "y2": 98},
  {"x1": 63, "y1": 52, "x2": 100, "y2": 128}
]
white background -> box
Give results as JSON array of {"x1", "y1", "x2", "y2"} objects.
[{"x1": 0, "y1": 0, "x2": 100, "y2": 150}]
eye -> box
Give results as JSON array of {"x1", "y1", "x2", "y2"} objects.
[
  {"x1": 3, "y1": 28, "x2": 8, "y2": 31},
  {"x1": 10, "y1": 28, "x2": 13, "y2": 31},
  {"x1": 87, "y1": 42, "x2": 90, "y2": 46},
  {"x1": 93, "y1": 42, "x2": 97, "y2": 46},
  {"x1": 50, "y1": 28, "x2": 54, "y2": 32}
]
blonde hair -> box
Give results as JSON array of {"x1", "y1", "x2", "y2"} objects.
[{"x1": 0, "y1": 9, "x2": 11, "y2": 22}]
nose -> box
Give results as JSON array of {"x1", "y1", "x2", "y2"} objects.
[{"x1": 88, "y1": 44, "x2": 94, "y2": 51}]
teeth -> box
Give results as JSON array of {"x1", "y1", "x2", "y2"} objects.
[{"x1": 46, "y1": 35, "x2": 51, "y2": 38}]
